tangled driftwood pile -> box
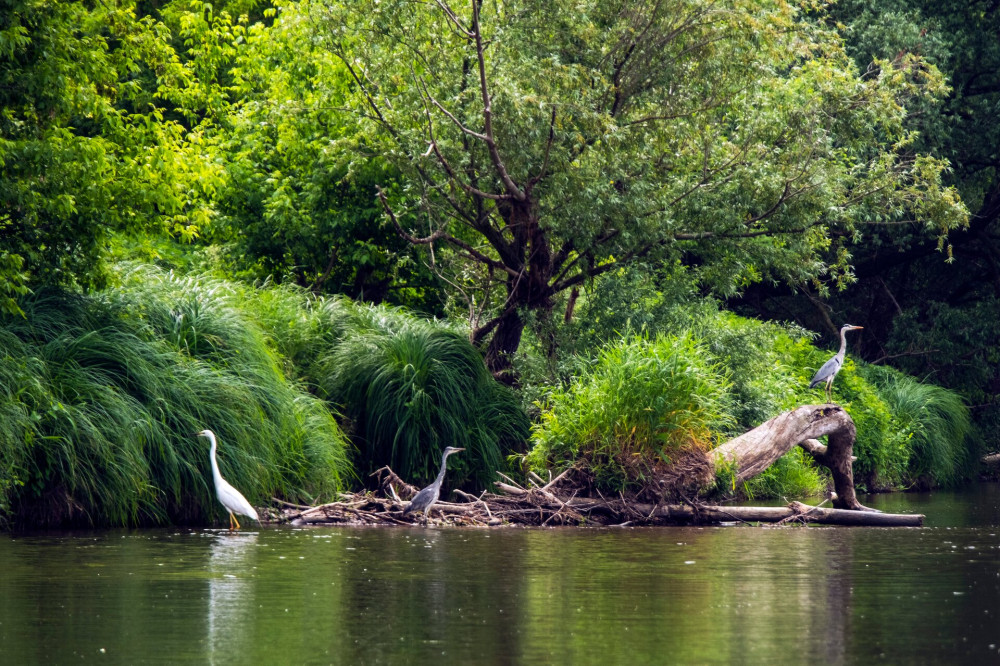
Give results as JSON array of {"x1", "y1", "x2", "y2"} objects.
[{"x1": 266, "y1": 465, "x2": 923, "y2": 528}]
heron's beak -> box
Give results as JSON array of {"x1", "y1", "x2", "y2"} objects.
[{"x1": 454, "y1": 448, "x2": 465, "y2": 452}]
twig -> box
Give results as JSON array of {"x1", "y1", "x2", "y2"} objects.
[
  {"x1": 528, "y1": 471, "x2": 546, "y2": 488},
  {"x1": 496, "y1": 472, "x2": 527, "y2": 491},
  {"x1": 540, "y1": 466, "x2": 574, "y2": 492}
]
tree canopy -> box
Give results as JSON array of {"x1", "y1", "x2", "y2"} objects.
[
  {"x1": 293, "y1": 0, "x2": 966, "y2": 376},
  {"x1": 0, "y1": 0, "x2": 215, "y2": 314},
  {"x1": 731, "y1": 0, "x2": 1000, "y2": 433},
  {"x1": 2, "y1": 0, "x2": 990, "y2": 409}
]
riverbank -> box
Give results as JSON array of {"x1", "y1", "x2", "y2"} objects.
[{"x1": 268, "y1": 468, "x2": 924, "y2": 528}]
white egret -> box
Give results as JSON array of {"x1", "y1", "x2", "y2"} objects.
[
  {"x1": 403, "y1": 447, "x2": 465, "y2": 519},
  {"x1": 196, "y1": 429, "x2": 259, "y2": 530},
  {"x1": 809, "y1": 324, "x2": 864, "y2": 402}
]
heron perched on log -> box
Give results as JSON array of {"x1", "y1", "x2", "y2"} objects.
[
  {"x1": 403, "y1": 447, "x2": 464, "y2": 519},
  {"x1": 196, "y1": 429, "x2": 259, "y2": 530},
  {"x1": 809, "y1": 324, "x2": 863, "y2": 403}
]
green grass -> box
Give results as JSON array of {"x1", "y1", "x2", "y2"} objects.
[
  {"x1": 523, "y1": 307, "x2": 978, "y2": 500},
  {"x1": 525, "y1": 334, "x2": 731, "y2": 493},
  {"x1": 0, "y1": 270, "x2": 352, "y2": 528},
  {"x1": 317, "y1": 307, "x2": 529, "y2": 488},
  {"x1": 167, "y1": 273, "x2": 531, "y2": 490},
  {"x1": 860, "y1": 364, "x2": 976, "y2": 487}
]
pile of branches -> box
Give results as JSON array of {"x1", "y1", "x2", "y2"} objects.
[
  {"x1": 265, "y1": 466, "x2": 924, "y2": 527},
  {"x1": 269, "y1": 467, "x2": 600, "y2": 527}
]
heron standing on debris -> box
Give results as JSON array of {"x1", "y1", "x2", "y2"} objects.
[
  {"x1": 196, "y1": 429, "x2": 259, "y2": 530},
  {"x1": 809, "y1": 324, "x2": 864, "y2": 403},
  {"x1": 403, "y1": 447, "x2": 465, "y2": 519}
]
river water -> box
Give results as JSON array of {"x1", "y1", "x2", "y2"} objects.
[{"x1": 2, "y1": 486, "x2": 999, "y2": 664}]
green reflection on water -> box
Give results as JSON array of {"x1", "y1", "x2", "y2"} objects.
[{"x1": 2, "y1": 487, "x2": 1000, "y2": 664}]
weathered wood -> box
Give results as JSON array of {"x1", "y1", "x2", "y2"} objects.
[
  {"x1": 563, "y1": 500, "x2": 923, "y2": 527},
  {"x1": 713, "y1": 404, "x2": 868, "y2": 511},
  {"x1": 799, "y1": 438, "x2": 856, "y2": 463},
  {"x1": 272, "y1": 489, "x2": 923, "y2": 527}
]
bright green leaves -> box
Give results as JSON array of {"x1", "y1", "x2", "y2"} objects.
[{"x1": 0, "y1": 0, "x2": 217, "y2": 298}]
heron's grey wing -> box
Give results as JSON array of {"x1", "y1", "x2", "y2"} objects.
[
  {"x1": 403, "y1": 486, "x2": 435, "y2": 513},
  {"x1": 809, "y1": 355, "x2": 842, "y2": 388}
]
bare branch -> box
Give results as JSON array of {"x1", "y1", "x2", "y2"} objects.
[
  {"x1": 472, "y1": 0, "x2": 525, "y2": 201},
  {"x1": 433, "y1": 0, "x2": 475, "y2": 38},
  {"x1": 377, "y1": 187, "x2": 448, "y2": 244},
  {"x1": 377, "y1": 187, "x2": 518, "y2": 277},
  {"x1": 429, "y1": 140, "x2": 510, "y2": 201},
  {"x1": 429, "y1": 95, "x2": 488, "y2": 141}
]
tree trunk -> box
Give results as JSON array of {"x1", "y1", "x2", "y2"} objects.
[
  {"x1": 713, "y1": 404, "x2": 869, "y2": 510},
  {"x1": 482, "y1": 197, "x2": 555, "y2": 382},
  {"x1": 484, "y1": 306, "x2": 526, "y2": 383}
]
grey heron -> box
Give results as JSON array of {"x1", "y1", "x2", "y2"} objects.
[
  {"x1": 196, "y1": 429, "x2": 259, "y2": 530},
  {"x1": 809, "y1": 324, "x2": 863, "y2": 403},
  {"x1": 403, "y1": 446, "x2": 465, "y2": 519}
]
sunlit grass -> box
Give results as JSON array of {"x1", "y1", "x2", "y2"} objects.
[
  {"x1": 526, "y1": 334, "x2": 731, "y2": 493},
  {"x1": 0, "y1": 271, "x2": 351, "y2": 528}
]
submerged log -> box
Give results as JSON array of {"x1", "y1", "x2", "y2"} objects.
[{"x1": 564, "y1": 500, "x2": 922, "y2": 527}]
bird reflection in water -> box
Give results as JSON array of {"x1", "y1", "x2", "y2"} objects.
[{"x1": 207, "y1": 532, "x2": 259, "y2": 663}]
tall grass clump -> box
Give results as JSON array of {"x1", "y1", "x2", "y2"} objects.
[
  {"x1": 860, "y1": 364, "x2": 976, "y2": 487},
  {"x1": 319, "y1": 308, "x2": 529, "y2": 489},
  {"x1": 0, "y1": 269, "x2": 352, "y2": 528},
  {"x1": 122, "y1": 267, "x2": 530, "y2": 492},
  {"x1": 526, "y1": 334, "x2": 731, "y2": 494}
]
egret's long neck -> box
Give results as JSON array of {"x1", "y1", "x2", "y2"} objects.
[{"x1": 207, "y1": 434, "x2": 223, "y2": 484}]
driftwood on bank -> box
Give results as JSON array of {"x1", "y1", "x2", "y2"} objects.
[
  {"x1": 713, "y1": 404, "x2": 868, "y2": 510},
  {"x1": 264, "y1": 404, "x2": 922, "y2": 528}
]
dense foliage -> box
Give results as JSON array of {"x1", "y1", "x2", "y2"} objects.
[
  {"x1": 732, "y1": 0, "x2": 1000, "y2": 438},
  {"x1": 0, "y1": 1, "x2": 213, "y2": 314},
  {"x1": 0, "y1": 268, "x2": 351, "y2": 528},
  {"x1": 1, "y1": 0, "x2": 996, "y2": 525},
  {"x1": 524, "y1": 311, "x2": 975, "y2": 499},
  {"x1": 297, "y1": 0, "x2": 965, "y2": 376}
]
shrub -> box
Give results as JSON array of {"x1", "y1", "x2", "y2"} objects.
[{"x1": 525, "y1": 334, "x2": 731, "y2": 494}]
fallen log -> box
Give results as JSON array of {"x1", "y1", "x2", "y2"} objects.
[
  {"x1": 565, "y1": 500, "x2": 923, "y2": 527},
  {"x1": 267, "y1": 405, "x2": 923, "y2": 528},
  {"x1": 713, "y1": 404, "x2": 870, "y2": 510}
]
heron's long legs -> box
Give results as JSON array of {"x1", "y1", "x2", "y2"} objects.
[{"x1": 229, "y1": 512, "x2": 241, "y2": 531}]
